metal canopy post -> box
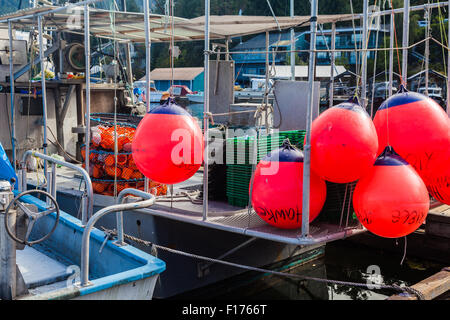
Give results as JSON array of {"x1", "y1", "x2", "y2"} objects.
[
  {"x1": 301, "y1": 0, "x2": 318, "y2": 238},
  {"x1": 202, "y1": 0, "x2": 210, "y2": 221},
  {"x1": 361, "y1": 0, "x2": 369, "y2": 109},
  {"x1": 447, "y1": 1, "x2": 450, "y2": 115},
  {"x1": 402, "y1": 0, "x2": 410, "y2": 85},
  {"x1": 38, "y1": 16, "x2": 48, "y2": 175},
  {"x1": 389, "y1": 9, "x2": 394, "y2": 96},
  {"x1": 329, "y1": 22, "x2": 336, "y2": 108},
  {"x1": 143, "y1": 0, "x2": 151, "y2": 193},
  {"x1": 83, "y1": 4, "x2": 91, "y2": 225},
  {"x1": 290, "y1": 0, "x2": 295, "y2": 80},
  {"x1": 8, "y1": 21, "x2": 15, "y2": 169},
  {"x1": 425, "y1": 7, "x2": 430, "y2": 96}
]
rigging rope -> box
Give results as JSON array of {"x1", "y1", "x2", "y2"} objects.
[{"x1": 100, "y1": 226, "x2": 426, "y2": 300}]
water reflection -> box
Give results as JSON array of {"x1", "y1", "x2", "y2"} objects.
[{"x1": 175, "y1": 240, "x2": 445, "y2": 300}]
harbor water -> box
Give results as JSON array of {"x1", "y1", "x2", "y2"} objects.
[{"x1": 171, "y1": 239, "x2": 447, "y2": 300}]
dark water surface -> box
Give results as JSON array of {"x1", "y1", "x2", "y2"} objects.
[{"x1": 172, "y1": 240, "x2": 445, "y2": 300}]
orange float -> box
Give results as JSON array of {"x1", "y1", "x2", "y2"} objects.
[
  {"x1": 132, "y1": 98, "x2": 204, "y2": 184},
  {"x1": 353, "y1": 146, "x2": 429, "y2": 238},
  {"x1": 251, "y1": 140, "x2": 327, "y2": 229},
  {"x1": 373, "y1": 86, "x2": 450, "y2": 183},
  {"x1": 310, "y1": 97, "x2": 378, "y2": 183}
]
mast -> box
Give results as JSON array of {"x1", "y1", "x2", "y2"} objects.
[
  {"x1": 290, "y1": 0, "x2": 295, "y2": 80},
  {"x1": 389, "y1": 7, "x2": 394, "y2": 96},
  {"x1": 361, "y1": 0, "x2": 369, "y2": 109},
  {"x1": 402, "y1": 0, "x2": 410, "y2": 85},
  {"x1": 8, "y1": 21, "x2": 15, "y2": 169},
  {"x1": 447, "y1": 0, "x2": 450, "y2": 115},
  {"x1": 83, "y1": 3, "x2": 91, "y2": 224},
  {"x1": 202, "y1": 0, "x2": 210, "y2": 221},
  {"x1": 302, "y1": 0, "x2": 318, "y2": 238},
  {"x1": 143, "y1": 0, "x2": 151, "y2": 193},
  {"x1": 329, "y1": 22, "x2": 336, "y2": 108}
]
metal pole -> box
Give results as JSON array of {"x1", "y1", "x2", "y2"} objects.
[
  {"x1": 425, "y1": 7, "x2": 429, "y2": 96},
  {"x1": 447, "y1": 1, "x2": 450, "y2": 115},
  {"x1": 0, "y1": 210, "x2": 16, "y2": 299},
  {"x1": 265, "y1": 31, "x2": 269, "y2": 106},
  {"x1": 84, "y1": 4, "x2": 91, "y2": 224},
  {"x1": 290, "y1": 0, "x2": 295, "y2": 80},
  {"x1": 202, "y1": 0, "x2": 210, "y2": 221},
  {"x1": 122, "y1": 0, "x2": 135, "y2": 104},
  {"x1": 143, "y1": 0, "x2": 151, "y2": 193},
  {"x1": 38, "y1": 16, "x2": 48, "y2": 175},
  {"x1": 8, "y1": 21, "x2": 15, "y2": 170},
  {"x1": 389, "y1": 10, "x2": 394, "y2": 96},
  {"x1": 329, "y1": 22, "x2": 336, "y2": 108},
  {"x1": 361, "y1": 0, "x2": 369, "y2": 109},
  {"x1": 402, "y1": 0, "x2": 410, "y2": 86},
  {"x1": 81, "y1": 188, "x2": 156, "y2": 286},
  {"x1": 302, "y1": 0, "x2": 318, "y2": 238}
]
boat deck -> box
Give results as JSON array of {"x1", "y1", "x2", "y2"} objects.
[
  {"x1": 25, "y1": 165, "x2": 366, "y2": 247},
  {"x1": 16, "y1": 246, "x2": 74, "y2": 296}
]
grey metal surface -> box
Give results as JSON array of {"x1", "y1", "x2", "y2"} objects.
[
  {"x1": 21, "y1": 150, "x2": 93, "y2": 225},
  {"x1": 81, "y1": 188, "x2": 155, "y2": 286},
  {"x1": 272, "y1": 80, "x2": 320, "y2": 131},
  {"x1": 208, "y1": 60, "x2": 235, "y2": 124}
]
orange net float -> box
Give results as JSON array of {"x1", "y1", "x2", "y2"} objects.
[
  {"x1": 132, "y1": 98, "x2": 204, "y2": 185},
  {"x1": 93, "y1": 181, "x2": 107, "y2": 194},
  {"x1": 80, "y1": 146, "x2": 86, "y2": 160},
  {"x1": 250, "y1": 140, "x2": 327, "y2": 229},
  {"x1": 128, "y1": 155, "x2": 137, "y2": 169},
  {"x1": 104, "y1": 166, "x2": 122, "y2": 178},
  {"x1": 92, "y1": 165, "x2": 104, "y2": 179},
  {"x1": 130, "y1": 170, "x2": 143, "y2": 180},
  {"x1": 121, "y1": 167, "x2": 134, "y2": 180},
  {"x1": 353, "y1": 146, "x2": 429, "y2": 238},
  {"x1": 309, "y1": 97, "x2": 378, "y2": 183},
  {"x1": 373, "y1": 86, "x2": 450, "y2": 184}
]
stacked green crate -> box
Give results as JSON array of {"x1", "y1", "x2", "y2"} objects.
[{"x1": 226, "y1": 130, "x2": 306, "y2": 208}]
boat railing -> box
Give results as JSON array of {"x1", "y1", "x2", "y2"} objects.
[
  {"x1": 80, "y1": 188, "x2": 155, "y2": 287},
  {"x1": 20, "y1": 150, "x2": 94, "y2": 225}
]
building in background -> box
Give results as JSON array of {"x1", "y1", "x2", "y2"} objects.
[
  {"x1": 231, "y1": 25, "x2": 388, "y2": 86},
  {"x1": 144, "y1": 67, "x2": 204, "y2": 92}
]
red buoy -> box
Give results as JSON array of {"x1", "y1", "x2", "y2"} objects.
[
  {"x1": 373, "y1": 86, "x2": 450, "y2": 183},
  {"x1": 132, "y1": 99, "x2": 204, "y2": 184},
  {"x1": 353, "y1": 147, "x2": 429, "y2": 238},
  {"x1": 310, "y1": 97, "x2": 379, "y2": 183},
  {"x1": 250, "y1": 140, "x2": 327, "y2": 229}
]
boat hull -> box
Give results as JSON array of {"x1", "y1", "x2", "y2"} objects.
[{"x1": 55, "y1": 190, "x2": 325, "y2": 298}]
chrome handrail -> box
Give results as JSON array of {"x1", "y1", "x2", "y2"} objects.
[
  {"x1": 80, "y1": 188, "x2": 155, "y2": 287},
  {"x1": 20, "y1": 150, "x2": 94, "y2": 225}
]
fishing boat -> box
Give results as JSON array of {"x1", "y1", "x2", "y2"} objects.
[
  {"x1": 0, "y1": 150, "x2": 165, "y2": 300},
  {"x1": 2, "y1": 0, "x2": 449, "y2": 301},
  {"x1": 186, "y1": 91, "x2": 204, "y2": 103}
]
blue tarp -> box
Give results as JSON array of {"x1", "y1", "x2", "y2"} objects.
[{"x1": 0, "y1": 142, "x2": 18, "y2": 189}]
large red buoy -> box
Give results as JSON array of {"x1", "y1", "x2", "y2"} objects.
[
  {"x1": 250, "y1": 140, "x2": 327, "y2": 229},
  {"x1": 310, "y1": 97, "x2": 379, "y2": 183},
  {"x1": 353, "y1": 147, "x2": 429, "y2": 238},
  {"x1": 132, "y1": 98, "x2": 204, "y2": 184},
  {"x1": 373, "y1": 86, "x2": 450, "y2": 183}
]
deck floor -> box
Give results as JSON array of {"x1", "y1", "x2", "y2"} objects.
[{"x1": 24, "y1": 165, "x2": 366, "y2": 246}]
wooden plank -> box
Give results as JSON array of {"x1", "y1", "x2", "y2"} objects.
[{"x1": 388, "y1": 268, "x2": 450, "y2": 300}]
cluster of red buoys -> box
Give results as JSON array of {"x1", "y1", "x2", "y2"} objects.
[{"x1": 250, "y1": 88, "x2": 450, "y2": 238}]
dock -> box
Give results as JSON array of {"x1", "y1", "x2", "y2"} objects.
[{"x1": 388, "y1": 267, "x2": 450, "y2": 300}]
